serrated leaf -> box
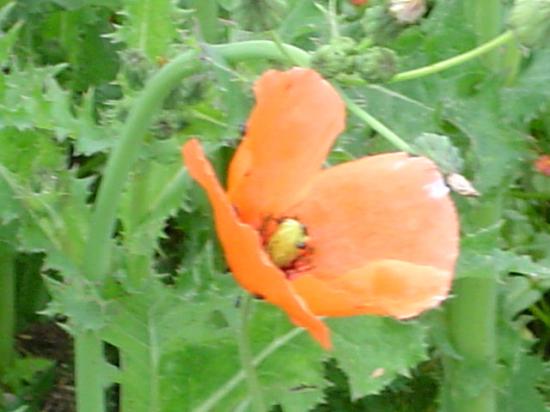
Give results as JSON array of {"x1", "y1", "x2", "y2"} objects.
[
  {"x1": 350, "y1": 84, "x2": 438, "y2": 149},
  {"x1": 0, "y1": 20, "x2": 21, "y2": 63},
  {"x1": 329, "y1": 317, "x2": 428, "y2": 399},
  {"x1": 499, "y1": 354, "x2": 548, "y2": 412},
  {"x1": 0, "y1": 65, "x2": 111, "y2": 155},
  {"x1": 443, "y1": 89, "x2": 528, "y2": 191},
  {"x1": 158, "y1": 294, "x2": 327, "y2": 412},
  {"x1": 503, "y1": 46, "x2": 550, "y2": 123},
  {"x1": 44, "y1": 277, "x2": 107, "y2": 332},
  {"x1": 116, "y1": 0, "x2": 178, "y2": 61}
]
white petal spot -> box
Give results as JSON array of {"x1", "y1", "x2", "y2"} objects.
[{"x1": 424, "y1": 178, "x2": 449, "y2": 199}]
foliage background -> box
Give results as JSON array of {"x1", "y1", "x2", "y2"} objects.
[{"x1": 0, "y1": 0, "x2": 549, "y2": 411}]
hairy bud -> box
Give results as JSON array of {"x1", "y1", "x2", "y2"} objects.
[{"x1": 508, "y1": 0, "x2": 550, "y2": 47}]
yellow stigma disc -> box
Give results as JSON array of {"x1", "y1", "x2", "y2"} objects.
[{"x1": 266, "y1": 218, "x2": 309, "y2": 268}]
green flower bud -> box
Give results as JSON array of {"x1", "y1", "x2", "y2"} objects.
[
  {"x1": 311, "y1": 37, "x2": 358, "y2": 79},
  {"x1": 355, "y1": 46, "x2": 398, "y2": 82},
  {"x1": 508, "y1": 0, "x2": 550, "y2": 47}
]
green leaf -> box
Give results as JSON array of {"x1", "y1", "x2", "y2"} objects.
[
  {"x1": 414, "y1": 132, "x2": 464, "y2": 174},
  {"x1": 0, "y1": 65, "x2": 111, "y2": 154},
  {"x1": 2, "y1": 357, "x2": 54, "y2": 392},
  {"x1": 115, "y1": 0, "x2": 179, "y2": 60},
  {"x1": 0, "y1": 20, "x2": 21, "y2": 64},
  {"x1": 503, "y1": 46, "x2": 550, "y2": 123},
  {"x1": 330, "y1": 317, "x2": 428, "y2": 399},
  {"x1": 499, "y1": 354, "x2": 548, "y2": 412},
  {"x1": 158, "y1": 293, "x2": 327, "y2": 412}
]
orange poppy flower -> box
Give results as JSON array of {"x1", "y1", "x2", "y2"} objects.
[{"x1": 182, "y1": 68, "x2": 459, "y2": 349}]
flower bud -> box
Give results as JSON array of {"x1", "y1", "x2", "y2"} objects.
[
  {"x1": 508, "y1": 0, "x2": 550, "y2": 47},
  {"x1": 355, "y1": 46, "x2": 399, "y2": 82},
  {"x1": 311, "y1": 37, "x2": 357, "y2": 79}
]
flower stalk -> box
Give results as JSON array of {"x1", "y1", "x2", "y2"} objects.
[
  {"x1": 238, "y1": 296, "x2": 267, "y2": 412},
  {"x1": 391, "y1": 31, "x2": 515, "y2": 83}
]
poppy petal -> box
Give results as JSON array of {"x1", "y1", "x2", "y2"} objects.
[
  {"x1": 227, "y1": 68, "x2": 346, "y2": 228},
  {"x1": 182, "y1": 139, "x2": 331, "y2": 349},
  {"x1": 292, "y1": 260, "x2": 451, "y2": 317},
  {"x1": 287, "y1": 153, "x2": 459, "y2": 279}
]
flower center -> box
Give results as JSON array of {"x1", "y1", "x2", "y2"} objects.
[{"x1": 264, "y1": 218, "x2": 309, "y2": 269}]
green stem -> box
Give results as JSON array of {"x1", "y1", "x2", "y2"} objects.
[
  {"x1": 75, "y1": 330, "x2": 106, "y2": 412},
  {"x1": 444, "y1": 277, "x2": 497, "y2": 412},
  {"x1": 238, "y1": 296, "x2": 266, "y2": 412},
  {"x1": 464, "y1": 0, "x2": 502, "y2": 68},
  {"x1": 270, "y1": 31, "x2": 301, "y2": 66},
  {"x1": 192, "y1": 0, "x2": 221, "y2": 43},
  {"x1": 125, "y1": 166, "x2": 152, "y2": 288},
  {"x1": 343, "y1": 93, "x2": 414, "y2": 153},
  {"x1": 80, "y1": 40, "x2": 312, "y2": 412},
  {"x1": 0, "y1": 225, "x2": 16, "y2": 376},
  {"x1": 328, "y1": 0, "x2": 339, "y2": 39},
  {"x1": 213, "y1": 41, "x2": 311, "y2": 67},
  {"x1": 83, "y1": 50, "x2": 203, "y2": 282},
  {"x1": 194, "y1": 328, "x2": 303, "y2": 412},
  {"x1": 84, "y1": 41, "x2": 312, "y2": 284},
  {"x1": 443, "y1": 199, "x2": 501, "y2": 412},
  {"x1": 391, "y1": 31, "x2": 515, "y2": 83}
]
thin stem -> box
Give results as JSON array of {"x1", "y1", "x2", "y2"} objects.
[
  {"x1": 0, "y1": 225, "x2": 16, "y2": 376},
  {"x1": 194, "y1": 328, "x2": 303, "y2": 412},
  {"x1": 343, "y1": 93, "x2": 415, "y2": 153},
  {"x1": 238, "y1": 296, "x2": 266, "y2": 412},
  {"x1": 328, "y1": 0, "x2": 339, "y2": 39},
  {"x1": 391, "y1": 31, "x2": 515, "y2": 83},
  {"x1": 75, "y1": 330, "x2": 106, "y2": 412}
]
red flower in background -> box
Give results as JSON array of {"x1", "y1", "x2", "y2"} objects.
[
  {"x1": 535, "y1": 155, "x2": 550, "y2": 176},
  {"x1": 182, "y1": 68, "x2": 459, "y2": 349}
]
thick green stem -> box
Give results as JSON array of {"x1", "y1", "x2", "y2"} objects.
[
  {"x1": 464, "y1": 0, "x2": 502, "y2": 68},
  {"x1": 391, "y1": 31, "x2": 515, "y2": 83},
  {"x1": 213, "y1": 41, "x2": 311, "y2": 67},
  {"x1": 83, "y1": 50, "x2": 203, "y2": 282},
  {"x1": 444, "y1": 277, "x2": 497, "y2": 412},
  {"x1": 84, "y1": 41, "x2": 311, "y2": 285},
  {"x1": 443, "y1": 199, "x2": 501, "y2": 412},
  {"x1": 192, "y1": 0, "x2": 221, "y2": 43},
  {"x1": 238, "y1": 296, "x2": 266, "y2": 412},
  {"x1": 81, "y1": 40, "x2": 312, "y2": 412},
  {"x1": 75, "y1": 330, "x2": 106, "y2": 412},
  {"x1": 0, "y1": 227, "x2": 16, "y2": 376}
]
